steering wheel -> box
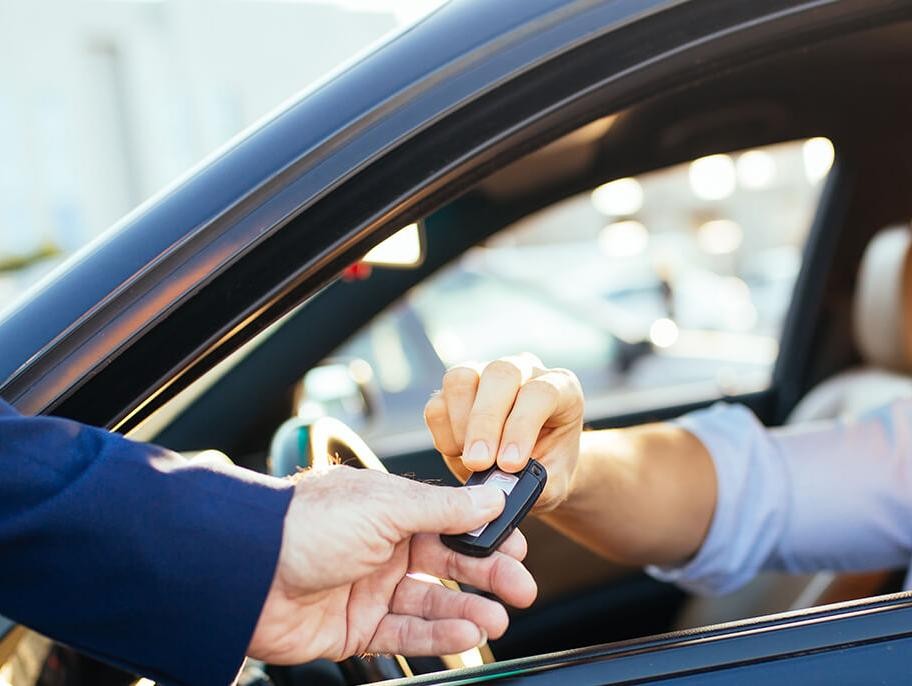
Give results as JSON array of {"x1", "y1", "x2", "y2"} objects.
[{"x1": 269, "y1": 416, "x2": 494, "y2": 681}]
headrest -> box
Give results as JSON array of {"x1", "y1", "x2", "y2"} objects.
[{"x1": 853, "y1": 224, "x2": 912, "y2": 371}]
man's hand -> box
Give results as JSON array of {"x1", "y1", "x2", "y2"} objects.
[
  {"x1": 423, "y1": 353, "x2": 584, "y2": 513},
  {"x1": 247, "y1": 466, "x2": 537, "y2": 664}
]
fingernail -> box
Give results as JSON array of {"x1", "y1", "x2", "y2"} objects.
[
  {"x1": 466, "y1": 440, "x2": 489, "y2": 466},
  {"x1": 466, "y1": 485, "x2": 504, "y2": 512},
  {"x1": 476, "y1": 629, "x2": 488, "y2": 648},
  {"x1": 500, "y1": 443, "x2": 521, "y2": 468}
]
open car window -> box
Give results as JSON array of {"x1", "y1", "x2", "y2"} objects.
[{"x1": 310, "y1": 138, "x2": 834, "y2": 455}]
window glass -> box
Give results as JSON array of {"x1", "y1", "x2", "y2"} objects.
[{"x1": 309, "y1": 138, "x2": 832, "y2": 455}]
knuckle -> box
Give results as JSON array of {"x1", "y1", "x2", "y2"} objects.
[
  {"x1": 424, "y1": 395, "x2": 448, "y2": 422},
  {"x1": 421, "y1": 586, "x2": 437, "y2": 618},
  {"x1": 444, "y1": 547, "x2": 462, "y2": 578},
  {"x1": 451, "y1": 548, "x2": 473, "y2": 580},
  {"x1": 396, "y1": 618, "x2": 413, "y2": 652},
  {"x1": 525, "y1": 378, "x2": 560, "y2": 402},
  {"x1": 443, "y1": 366, "x2": 480, "y2": 393},
  {"x1": 519, "y1": 351, "x2": 544, "y2": 368},
  {"x1": 554, "y1": 368, "x2": 583, "y2": 392},
  {"x1": 552, "y1": 369, "x2": 585, "y2": 410},
  {"x1": 488, "y1": 555, "x2": 507, "y2": 593},
  {"x1": 458, "y1": 591, "x2": 475, "y2": 620},
  {"x1": 483, "y1": 360, "x2": 523, "y2": 385}
]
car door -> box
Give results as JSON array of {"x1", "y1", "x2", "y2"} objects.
[
  {"x1": 3, "y1": 0, "x2": 912, "y2": 683},
  {"x1": 386, "y1": 593, "x2": 912, "y2": 685}
]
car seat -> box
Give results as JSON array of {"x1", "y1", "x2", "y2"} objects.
[
  {"x1": 676, "y1": 224, "x2": 912, "y2": 628},
  {"x1": 790, "y1": 224, "x2": 912, "y2": 423}
]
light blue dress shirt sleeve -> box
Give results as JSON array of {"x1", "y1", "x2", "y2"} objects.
[{"x1": 647, "y1": 400, "x2": 912, "y2": 595}]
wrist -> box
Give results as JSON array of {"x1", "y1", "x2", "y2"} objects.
[
  {"x1": 549, "y1": 430, "x2": 600, "y2": 513},
  {"x1": 531, "y1": 433, "x2": 587, "y2": 516}
]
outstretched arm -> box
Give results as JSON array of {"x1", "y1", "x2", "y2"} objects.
[
  {"x1": 0, "y1": 399, "x2": 536, "y2": 685},
  {"x1": 425, "y1": 355, "x2": 912, "y2": 597},
  {"x1": 541, "y1": 422, "x2": 716, "y2": 568},
  {"x1": 423, "y1": 354, "x2": 716, "y2": 568}
]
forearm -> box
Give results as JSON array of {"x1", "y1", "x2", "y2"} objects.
[
  {"x1": 546, "y1": 400, "x2": 912, "y2": 597},
  {"x1": 541, "y1": 423, "x2": 717, "y2": 567}
]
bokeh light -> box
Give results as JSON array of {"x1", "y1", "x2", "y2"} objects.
[
  {"x1": 649, "y1": 318, "x2": 679, "y2": 348},
  {"x1": 590, "y1": 177, "x2": 644, "y2": 216},
  {"x1": 598, "y1": 220, "x2": 649, "y2": 258},
  {"x1": 736, "y1": 149, "x2": 776, "y2": 189},
  {"x1": 688, "y1": 154, "x2": 736, "y2": 200},
  {"x1": 803, "y1": 137, "x2": 835, "y2": 184},
  {"x1": 697, "y1": 219, "x2": 743, "y2": 255}
]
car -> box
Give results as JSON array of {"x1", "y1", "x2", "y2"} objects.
[{"x1": 3, "y1": 0, "x2": 912, "y2": 683}]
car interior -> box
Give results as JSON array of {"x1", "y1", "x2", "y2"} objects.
[{"x1": 6, "y1": 11, "x2": 912, "y2": 686}]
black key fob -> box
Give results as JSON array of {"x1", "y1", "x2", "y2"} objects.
[{"x1": 441, "y1": 459, "x2": 547, "y2": 557}]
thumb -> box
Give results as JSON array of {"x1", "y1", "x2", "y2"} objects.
[{"x1": 391, "y1": 480, "x2": 506, "y2": 536}]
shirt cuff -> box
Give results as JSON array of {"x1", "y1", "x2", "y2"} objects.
[{"x1": 646, "y1": 403, "x2": 789, "y2": 596}]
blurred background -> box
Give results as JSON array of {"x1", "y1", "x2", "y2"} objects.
[
  {"x1": 0, "y1": 0, "x2": 440, "y2": 307},
  {"x1": 322, "y1": 135, "x2": 834, "y2": 452}
]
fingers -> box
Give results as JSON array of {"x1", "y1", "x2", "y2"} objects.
[
  {"x1": 461, "y1": 358, "x2": 535, "y2": 471},
  {"x1": 389, "y1": 477, "x2": 505, "y2": 537},
  {"x1": 427, "y1": 354, "x2": 584, "y2": 520},
  {"x1": 497, "y1": 370, "x2": 583, "y2": 472},
  {"x1": 433, "y1": 355, "x2": 578, "y2": 475},
  {"x1": 425, "y1": 394, "x2": 471, "y2": 482},
  {"x1": 440, "y1": 364, "x2": 481, "y2": 449},
  {"x1": 392, "y1": 576, "x2": 509, "y2": 639},
  {"x1": 497, "y1": 527, "x2": 528, "y2": 562},
  {"x1": 369, "y1": 534, "x2": 534, "y2": 656},
  {"x1": 424, "y1": 394, "x2": 462, "y2": 460},
  {"x1": 410, "y1": 533, "x2": 537, "y2": 609},
  {"x1": 368, "y1": 615, "x2": 485, "y2": 656}
]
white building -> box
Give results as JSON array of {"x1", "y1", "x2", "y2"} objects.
[{"x1": 0, "y1": 0, "x2": 399, "y2": 264}]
